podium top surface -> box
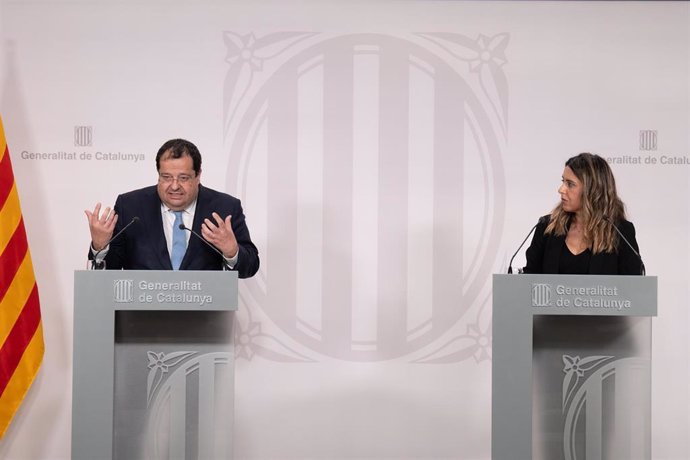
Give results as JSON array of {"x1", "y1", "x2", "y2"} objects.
[
  {"x1": 493, "y1": 274, "x2": 657, "y2": 317},
  {"x1": 74, "y1": 270, "x2": 238, "y2": 311}
]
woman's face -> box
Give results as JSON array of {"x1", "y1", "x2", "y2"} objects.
[{"x1": 558, "y1": 166, "x2": 583, "y2": 214}]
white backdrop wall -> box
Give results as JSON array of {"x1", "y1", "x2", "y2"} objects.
[{"x1": 0, "y1": 1, "x2": 688, "y2": 459}]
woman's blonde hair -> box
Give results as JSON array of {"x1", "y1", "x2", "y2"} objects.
[{"x1": 545, "y1": 153, "x2": 626, "y2": 253}]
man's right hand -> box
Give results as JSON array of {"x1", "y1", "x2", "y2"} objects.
[{"x1": 84, "y1": 203, "x2": 118, "y2": 251}]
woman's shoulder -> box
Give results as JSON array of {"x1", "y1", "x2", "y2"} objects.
[
  {"x1": 614, "y1": 218, "x2": 636, "y2": 234},
  {"x1": 537, "y1": 214, "x2": 551, "y2": 230}
]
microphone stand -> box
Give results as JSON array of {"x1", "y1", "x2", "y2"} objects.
[{"x1": 179, "y1": 224, "x2": 232, "y2": 271}]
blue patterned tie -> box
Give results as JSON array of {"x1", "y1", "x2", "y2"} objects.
[{"x1": 171, "y1": 211, "x2": 186, "y2": 270}]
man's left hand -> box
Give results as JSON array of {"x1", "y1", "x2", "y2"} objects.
[{"x1": 201, "y1": 212, "x2": 238, "y2": 258}]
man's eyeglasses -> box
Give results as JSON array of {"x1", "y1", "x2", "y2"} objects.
[{"x1": 159, "y1": 174, "x2": 195, "y2": 184}]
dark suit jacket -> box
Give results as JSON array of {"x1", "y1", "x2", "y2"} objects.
[
  {"x1": 523, "y1": 215, "x2": 642, "y2": 275},
  {"x1": 89, "y1": 185, "x2": 259, "y2": 278}
]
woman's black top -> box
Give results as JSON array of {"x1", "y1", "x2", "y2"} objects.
[
  {"x1": 558, "y1": 245, "x2": 591, "y2": 274},
  {"x1": 523, "y1": 215, "x2": 642, "y2": 275}
]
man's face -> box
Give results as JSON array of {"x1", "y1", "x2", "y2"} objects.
[{"x1": 157, "y1": 153, "x2": 200, "y2": 211}]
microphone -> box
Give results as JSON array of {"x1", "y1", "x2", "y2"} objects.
[
  {"x1": 603, "y1": 216, "x2": 646, "y2": 276},
  {"x1": 179, "y1": 224, "x2": 231, "y2": 270},
  {"x1": 91, "y1": 216, "x2": 140, "y2": 269},
  {"x1": 507, "y1": 216, "x2": 545, "y2": 274}
]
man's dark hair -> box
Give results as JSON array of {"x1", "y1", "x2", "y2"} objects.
[{"x1": 155, "y1": 139, "x2": 202, "y2": 175}]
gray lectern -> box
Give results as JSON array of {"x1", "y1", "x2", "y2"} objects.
[
  {"x1": 492, "y1": 274, "x2": 657, "y2": 460},
  {"x1": 72, "y1": 270, "x2": 238, "y2": 460}
]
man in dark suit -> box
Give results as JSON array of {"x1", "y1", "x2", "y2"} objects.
[{"x1": 85, "y1": 139, "x2": 259, "y2": 278}]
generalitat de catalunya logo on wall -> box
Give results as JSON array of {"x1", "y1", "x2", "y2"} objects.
[
  {"x1": 638, "y1": 130, "x2": 657, "y2": 151},
  {"x1": 74, "y1": 125, "x2": 93, "y2": 147},
  {"x1": 223, "y1": 31, "x2": 509, "y2": 362},
  {"x1": 18, "y1": 125, "x2": 145, "y2": 163},
  {"x1": 607, "y1": 129, "x2": 689, "y2": 166}
]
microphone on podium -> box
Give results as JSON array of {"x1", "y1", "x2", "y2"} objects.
[
  {"x1": 91, "y1": 216, "x2": 140, "y2": 269},
  {"x1": 178, "y1": 224, "x2": 232, "y2": 270},
  {"x1": 507, "y1": 216, "x2": 546, "y2": 274},
  {"x1": 603, "y1": 216, "x2": 646, "y2": 276}
]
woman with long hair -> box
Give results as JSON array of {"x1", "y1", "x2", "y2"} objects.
[{"x1": 523, "y1": 152, "x2": 643, "y2": 275}]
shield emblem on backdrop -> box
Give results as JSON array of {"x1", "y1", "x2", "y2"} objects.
[{"x1": 224, "y1": 32, "x2": 508, "y2": 361}]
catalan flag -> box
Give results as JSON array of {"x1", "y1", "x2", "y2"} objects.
[{"x1": 0, "y1": 116, "x2": 44, "y2": 437}]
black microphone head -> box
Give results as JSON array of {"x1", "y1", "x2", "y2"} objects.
[
  {"x1": 132, "y1": 216, "x2": 140, "y2": 223},
  {"x1": 179, "y1": 223, "x2": 186, "y2": 230}
]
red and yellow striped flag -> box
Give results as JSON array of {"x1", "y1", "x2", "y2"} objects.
[{"x1": 0, "y1": 116, "x2": 44, "y2": 437}]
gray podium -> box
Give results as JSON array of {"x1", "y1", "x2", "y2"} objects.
[
  {"x1": 492, "y1": 274, "x2": 657, "y2": 460},
  {"x1": 72, "y1": 270, "x2": 238, "y2": 460}
]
